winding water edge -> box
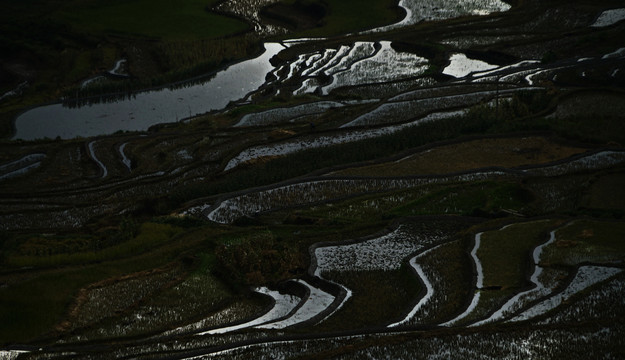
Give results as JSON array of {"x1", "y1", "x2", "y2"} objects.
[{"x1": 12, "y1": 43, "x2": 284, "y2": 140}]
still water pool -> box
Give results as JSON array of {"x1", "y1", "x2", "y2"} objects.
[{"x1": 13, "y1": 43, "x2": 284, "y2": 140}]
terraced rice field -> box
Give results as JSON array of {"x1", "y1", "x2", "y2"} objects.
[{"x1": 1, "y1": 0, "x2": 624, "y2": 357}]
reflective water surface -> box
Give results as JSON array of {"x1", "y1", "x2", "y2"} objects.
[{"x1": 13, "y1": 43, "x2": 284, "y2": 140}]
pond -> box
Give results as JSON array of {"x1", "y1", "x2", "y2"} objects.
[{"x1": 12, "y1": 43, "x2": 284, "y2": 140}]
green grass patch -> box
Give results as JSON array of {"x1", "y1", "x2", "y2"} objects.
[
  {"x1": 412, "y1": 240, "x2": 474, "y2": 325},
  {"x1": 545, "y1": 116, "x2": 625, "y2": 146},
  {"x1": 0, "y1": 268, "x2": 105, "y2": 343},
  {"x1": 280, "y1": 0, "x2": 401, "y2": 37},
  {"x1": 4, "y1": 223, "x2": 182, "y2": 268},
  {"x1": 457, "y1": 288, "x2": 517, "y2": 326},
  {"x1": 317, "y1": 268, "x2": 420, "y2": 330},
  {"x1": 543, "y1": 219, "x2": 625, "y2": 266},
  {"x1": 214, "y1": 230, "x2": 307, "y2": 287},
  {"x1": 225, "y1": 95, "x2": 321, "y2": 119},
  {"x1": 583, "y1": 172, "x2": 625, "y2": 213},
  {"x1": 336, "y1": 136, "x2": 586, "y2": 178},
  {"x1": 80, "y1": 262, "x2": 233, "y2": 339},
  {"x1": 478, "y1": 220, "x2": 558, "y2": 289},
  {"x1": 298, "y1": 188, "x2": 431, "y2": 223},
  {"x1": 392, "y1": 182, "x2": 533, "y2": 217},
  {"x1": 54, "y1": 0, "x2": 249, "y2": 40},
  {"x1": 0, "y1": 251, "x2": 178, "y2": 343},
  {"x1": 0, "y1": 224, "x2": 230, "y2": 343}
]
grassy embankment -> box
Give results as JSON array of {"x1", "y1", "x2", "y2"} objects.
[
  {"x1": 166, "y1": 91, "x2": 554, "y2": 205},
  {"x1": 335, "y1": 136, "x2": 587, "y2": 177},
  {"x1": 55, "y1": 0, "x2": 248, "y2": 40},
  {"x1": 319, "y1": 268, "x2": 421, "y2": 329},
  {"x1": 0, "y1": 215, "x2": 387, "y2": 343},
  {"x1": 543, "y1": 219, "x2": 625, "y2": 266},
  {"x1": 305, "y1": 0, "x2": 402, "y2": 36},
  {"x1": 0, "y1": 222, "x2": 187, "y2": 341},
  {"x1": 478, "y1": 220, "x2": 560, "y2": 289}
]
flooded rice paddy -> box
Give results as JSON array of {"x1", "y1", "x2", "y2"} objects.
[
  {"x1": 442, "y1": 53, "x2": 498, "y2": 78},
  {"x1": 591, "y1": 8, "x2": 625, "y2": 27},
  {"x1": 510, "y1": 266, "x2": 623, "y2": 322},
  {"x1": 368, "y1": 0, "x2": 511, "y2": 33},
  {"x1": 12, "y1": 32, "x2": 625, "y2": 141},
  {"x1": 3, "y1": 0, "x2": 624, "y2": 358}
]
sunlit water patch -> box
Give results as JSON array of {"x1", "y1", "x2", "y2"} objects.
[
  {"x1": 440, "y1": 233, "x2": 484, "y2": 326},
  {"x1": 301, "y1": 49, "x2": 337, "y2": 76},
  {"x1": 214, "y1": 0, "x2": 287, "y2": 35},
  {"x1": 602, "y1": 47, "x2": 625, "y2": 59},
  {"x1": 340, "y1": 88, "x2": 527, "y2": 128},
  {"x1": 108, "y1": 59, "x2": 128, "y2": 77},
  {"x1": 367, "y1": 0, "x2": 511, "y2": 33},
  {"x1": 308, "y1": 46, "x2": 352, "y2": 76},
  {"x1": 287, "y1": 42, "x2": 377, "y2": 96},
  {"x1": 257, "y1": 280, "x2": 335, "y2": 329},
  {"x1": 197, "y1": 287, "x2": 301, "y2": 334},
  {"x1": 470, "y1": 60, "x2": 541, "y2": 80},
  {"x1": 472, "y1": 229, "x2": 565, "y2": 326},
  {"x1": 80, "y1": 76, "x2": 107, "y2": 90},
  {"x1": 387, "y1": 245, "x2": 439, "y2": 327},
  {"x1": 322, "y1": 41, "x2": 428, "y2": 95},
  {"x1": 509, "y1": 266, "x2": 623, "y2": 322},
  {"x1": 311, "y1": 223, "x2": 447, "y2": 325},
  {"x1": 0, "y1": 350, "x2": 30, "y2": 360},
  {"x1": 334, "y1": 78, "x2": 435, "y2": 99},
  {"x1": 442, "y1": 53, "x2": 498, "y2": 78},
  {"x1": 13, "y1": 43, "x2": 284, "y2": 140},
  {"x1": 0, "y1": 81, "x2": 28, "y2": 103},
  {"x1": 293, "y1": 78, "x2": 323, "y2": 96},
  {"x1": 161, "y1": 300, "x2": 264, "y2": 337},
  {"x1": 591, "y1": 8, "x2": 625, "y2": 27},
  {"x1": 539, "y1": 275, "x2": 625, "y2": 325},
  {"x1": 0, "y1": 153, "x2": 45, "y2": 181},
  {"x1": 325, "y1": 42, "x2": 376, "y2": 75},
  {"x1": 283, "y1": 54, "x2": 308, "y2": 81},
  {"x1": 87, "y1": 141, "x2": 108, "y2": 178}
]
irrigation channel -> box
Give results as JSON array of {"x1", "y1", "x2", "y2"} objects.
[{"x1": 2, "y1": 1, "x2": 625, "y2": 359}]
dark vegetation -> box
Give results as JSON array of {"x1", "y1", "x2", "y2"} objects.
[
  {"x1": 264, "y1": 0, "x2": 403, "y2": 37},
  {"x1": 213, "y1": 230, "x2": 306, "y2": 287},
  {"x1": 168, "y1": 90, "x2": 557, "y2": 206},
  {"x1": 319, "y1": 268, "x2": 421, "y2": 329},
  {"x1": 261, "y1": 0, "x2": 327, "y2": 31},
  {"x1": 0, "y1": 0, "x2": 624, "y2": 356}
]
